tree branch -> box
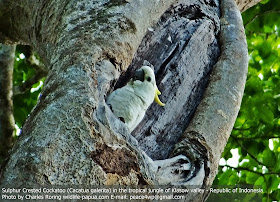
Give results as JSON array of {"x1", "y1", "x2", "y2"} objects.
[
  {"x1": 174, "y1": 0, "x2": 248, "y2": 190},
  {"x1": 222, "y1": 165, "x2": 280, "y2": 176},
  {"x1": 244, "y1": 10, "x2": 280, "y2": 27},
  {"x1": 0, "y1": 44, "x2": 16, "y2": 163},
  {"x1": 232, "y1": 133, "x2": 279, "y2": 140},
  {"x1": 231, "y1": 135, "x2": 268, "y2": 168}
]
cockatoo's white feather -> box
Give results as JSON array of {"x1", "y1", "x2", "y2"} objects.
[{"x1": 106, "y1": 66, "x2": 164, "y2": 132}]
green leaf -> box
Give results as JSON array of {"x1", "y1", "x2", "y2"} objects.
[
  {"x1": 246, "y1": 172, "x2": 260, "y2": 184},
  {"x1": 246, "y1": 141, "x2": 266, "y2": 156},
  {"x1": 258, "y1": 106, "x2": 274, "y2": 123},
  {"x1": 260, "y1": 0, "x2": 269, "y2": 4},
  {"x1": 217, "y1": 169, "x2": 235, "y2": 185},
  {"x1": 254, "y1": 176, "x2": 265, "y2": 189},
  {"x1": 245, "y1": 76, "x2": 263, "y2": 95},
  {"x1": 268, "y1": 177, "x2": 280, "y2": 192},
  {"x1": 228, "y1": 173, "x2": 239, "y2": 185},
  {"x1": 262, "y1": 148, "x2": 276, "y2": 168}
]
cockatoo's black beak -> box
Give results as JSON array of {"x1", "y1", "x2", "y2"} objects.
[{"x1": 132, "y1": 69, "x2": 145, "y2": 82}]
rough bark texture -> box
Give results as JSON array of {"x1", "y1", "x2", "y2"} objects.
[
  {"x1": 0, "y1": 0, "x2": 248, "y2": 201},
  {"x1": 0, "y1": 44, "x2": 15, "y2": 163},
  {"x1": 0, "y1": 0, "x2": 180, "y2": 187}
]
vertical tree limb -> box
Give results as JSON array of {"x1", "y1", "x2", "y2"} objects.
[
  {"x1": 0, "y1": 44, "x2": 16, "y2": 163},
  {"x1": 173, "y1": 0, "x2": 248, "y2": 199}
]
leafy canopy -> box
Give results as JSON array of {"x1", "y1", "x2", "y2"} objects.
[{"x1": 13, "y1": 46, "x2": 44, "y2": 130}]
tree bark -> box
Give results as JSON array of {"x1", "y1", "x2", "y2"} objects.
[
  {"x1": 0, "y1": 44, "x2": 15, "y2": 164},
  {"x1": 0, "y1": 0, "x2": 248, "y2": 201},
  {"x1": 0, "y1": 0, "x2": 182, "y2": 186}
]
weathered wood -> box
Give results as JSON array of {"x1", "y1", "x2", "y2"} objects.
[{"x1": 113, "y1": 0, "x2": 220, "y2": 160}]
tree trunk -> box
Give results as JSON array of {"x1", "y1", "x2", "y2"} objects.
[
  {"x1": 0, "y1": 0, "x2": 251, "y2": 201},
  {"x1": 0, "y1": 44, "x2": 16, "y2": 164}
]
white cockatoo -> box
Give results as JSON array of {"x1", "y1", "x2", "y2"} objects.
[{"x1": 106, "y1": 66, "x2": 165, "y2": 132}]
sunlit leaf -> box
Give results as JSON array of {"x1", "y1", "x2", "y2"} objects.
[{"x1": 246, "y1": 172, "x2": 260, "y2": 184}]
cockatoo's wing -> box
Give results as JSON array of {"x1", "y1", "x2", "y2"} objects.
[{"x1": 106, "y1": 85, "x2": 145, "y2": 130}]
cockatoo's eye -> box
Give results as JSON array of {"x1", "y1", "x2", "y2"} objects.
[{"x1": 147, "y1": 77, "x2": 151, "y2": 82}]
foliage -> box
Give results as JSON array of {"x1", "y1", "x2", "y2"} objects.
[
  {"x1": 13, "y1": 45, "x2": 44, "y2": 129},
  {"x1": 213, "y1": 0, "x2": 280, "y2": 201}
]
